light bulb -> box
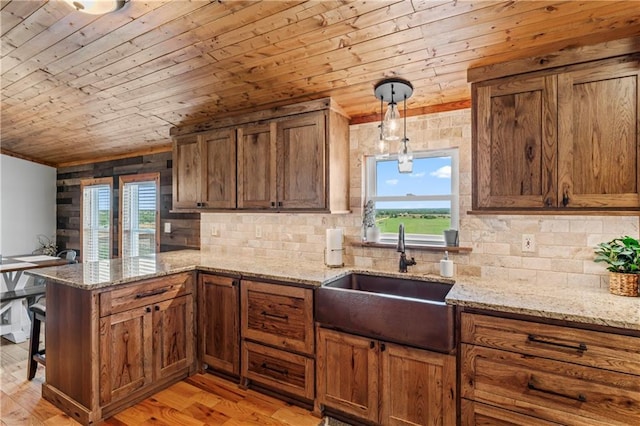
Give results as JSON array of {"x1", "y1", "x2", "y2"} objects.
[{"x1": 382, "y1": 101, "x2": 400, "y2": 141}]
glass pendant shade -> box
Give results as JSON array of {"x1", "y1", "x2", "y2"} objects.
[
  {"x1": 63, "y1": 0, "x2": 125, "y2": 14},
  {"x1": 398, "y1": 138, "x2": 413, "y2": 173},
  {"x1": 382, "y1": 101, "x2": 400, "y2": 141},
  {"x1": 376, "y1": 124, "x2": 389, "y2": 159}
]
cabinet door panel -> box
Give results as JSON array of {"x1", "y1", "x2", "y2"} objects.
[
  {"x1": 474, "y1": 76, "x2": 557, "y2": 208},
  {"x1": 154, "y1": 295, "x2": 194, "y2": 380},
  {"x1": 99, "y1": 306, "x2": 153, "y2": 405},
  {"x1": 277, "y1": 112, "x2": 326, "y2": 209},
  {"x1": 173, "y1": 135, "x2": 201, "y2": 209},
  {"x1": 316, "y1": 328, "x2": 379, "y2": 423},
  {"x1": 380, "y1": 342, "x2": 456, "y2": 426},
  {"x1": 558, "y1": 58, "x2": 640, "y2": 208},
  {"x1": 237, "y1": 123, "x2": 276, "y2": 208},
  {"x1": 200, "y1": 274, "x2": 239, "y2": 376},
  {"x1": 202, "y1": 129, "x2": 237, "y2": 209}
]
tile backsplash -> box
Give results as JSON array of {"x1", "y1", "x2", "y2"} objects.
[{"x1": 201, "y1": 108, "x2": 639, "y2": 285}]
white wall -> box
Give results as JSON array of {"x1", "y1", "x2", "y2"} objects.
[{"x1": 0, "y1": 154, "x2": 57, "y2": 256}]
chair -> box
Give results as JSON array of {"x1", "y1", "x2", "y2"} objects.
[{"x1": 27, "y1": 303, "x2": 46, "y2": 380}]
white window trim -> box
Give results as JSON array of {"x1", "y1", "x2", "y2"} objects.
[{"x1": 364, "y1": 148, "x2": 459, "y2": 246}]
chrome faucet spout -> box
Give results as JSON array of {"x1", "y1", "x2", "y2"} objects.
[{"x1": 397, "y1": 223, "x2": 405, "y2": 253}]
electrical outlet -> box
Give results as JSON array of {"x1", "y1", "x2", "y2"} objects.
[
  {"x1": 255, "y1": 225, "x2": 262, "y2": 238},
  {"x1": 210, "y1": 226, "x2": 218, "y2": 236},
  {"x1": 522, "y1": 234, "x2": 536, "y2": 253},
  {"x1": 164, "y1": 222, "x2": 171, "y2": 233}
]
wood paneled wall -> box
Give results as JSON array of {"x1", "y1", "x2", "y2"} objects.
[{"x1": 56, "y1": 152, "x2": 200, "y2": 257}]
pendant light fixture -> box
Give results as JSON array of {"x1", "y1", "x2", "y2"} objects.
[
  {"x1": 376, "y1": 97, "x2": 389, "y2": 158},
  {"x1": 374, "y1": 78, "x2": 413, "y2": 172},
  {"x1": 63, "y1": 0, "x2": 125, "y2": 14}
]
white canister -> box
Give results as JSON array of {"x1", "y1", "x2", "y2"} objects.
[{"x1": 440, "y1": 251, "x2": 454, "y2": 278}]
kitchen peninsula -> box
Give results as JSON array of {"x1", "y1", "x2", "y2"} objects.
[{"x1": 28, "y1": 250, "x2": 640, "y2": 425}]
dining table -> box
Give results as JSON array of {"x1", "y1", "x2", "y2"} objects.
[{"x1": 1, "y1": 254, "x2": 69, "y2": 343}]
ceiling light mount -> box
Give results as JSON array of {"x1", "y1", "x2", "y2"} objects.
[
  {"x1": 63, "y1": 0, "x2": 125, "y2": 15},
  {"x1": 374, "y1": 78, "x2": 413, "y2": 104}
]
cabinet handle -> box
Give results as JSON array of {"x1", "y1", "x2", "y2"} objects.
[
  {"x1": 527, "y1": 334, "x2": 587, "y2": 352},
  {"x1": 135, "y1": 288, "x2": 168, "y2": 299},
  {"x1": 528, "y1": 380, "x2": 586, "y2": 403},
  {"x1": 232, "y1": 280, "x2": 239, "y2": 287},
  {"x1": 370, "y1": 341, "x2": 375, "y2": 349},
  {"x1": 146, "y1": 307, "x2": 151, "y2": 313},
  {"x1": 278, "y1": 201, "x2": 283, "y2": 207},
  {"x1": 271, "y1": 202, "x2": 276, "y2": 208},
  {"x1": 261, "y1": 311, "x2": 288, "y2": 321},
  {"x1": 562, "y1": 190, "x2": 570, "y2": 207},
  {"x1": 154, "y1": 305, "x2": 160, "y2": 311},
  {"x1": 380, "y1": 343, "x2": 386, "y2": 352},
  {"x1": 261, "y1": 362, "x2": 288, "y2": 376}
]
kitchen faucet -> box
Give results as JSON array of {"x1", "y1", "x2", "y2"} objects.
[{"x1": 397, "y1": 223, "x2": 416, "y2": 273}]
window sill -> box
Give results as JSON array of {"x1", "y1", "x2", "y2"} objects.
[{"x1": 352, "y1": 241, "x2": 472, "y2": 253}]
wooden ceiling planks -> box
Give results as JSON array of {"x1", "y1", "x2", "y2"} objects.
[{"x1": 1, "y1": 1, "x2": 640, "y2": 166}]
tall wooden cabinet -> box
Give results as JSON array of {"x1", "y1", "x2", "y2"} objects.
[
  {"x1": 171, "y1": 97, "x2": 350, "y2": 213},
  {"x1": 198, "y1": 273, "x2": 240, "y2": 377},
  {"x1": 473, "y1": 54, "x2": 640, "y2": 211},
  {"x1": 316, "y1": 327, "x2": 456, "y2": 425}
]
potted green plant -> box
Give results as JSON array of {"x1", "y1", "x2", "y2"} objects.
[{"x1": 594, "y1": 236, "x2": 640, "y2": 297}]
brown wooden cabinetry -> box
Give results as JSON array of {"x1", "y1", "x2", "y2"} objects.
[
  {"x1": 316, "y1": 327, "x2": 456, "y2": 425},
  {"x1": 171, "y1": 97, "x2": 349, "y2": 213},
  {"x1": 173, "y1": 129, "x2": 236, "y2": 209},
  {"x1": 473, "y1": 54, "x2": 640, "y2": 211},
  {"x1": 99, "y1": 274, "x2": 195, "y2": 410},
  {"x1": 43, "y1": 273, "x2": 196, "y2": 425},
  {"x1": 198, "y1": 273, "x2": 240, "y2": 377},
  {"x1": 460, "y1": 311, "x2": 640, "y2": 425},
  {"x1": 240, "y1": 280, "x2": 315, "y2": 401}
]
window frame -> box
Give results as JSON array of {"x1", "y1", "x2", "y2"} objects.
[
  {"x1": 80, "y1": 177, "x2": 113, "y2": 261},
  {"x1": 119, "y1": 172, "x2": 160, "y2": 257},
  {"x1": 364, "y1": 148, "x2": 459, "y2": 246}
]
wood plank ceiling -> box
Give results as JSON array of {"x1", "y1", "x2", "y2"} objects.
[{"x1": 1, "y1": 0, "x2": 639, "y2": 167}]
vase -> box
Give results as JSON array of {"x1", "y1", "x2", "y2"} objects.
[
  {"x1": 608, "y1": 272, "x2": 639, "y2": 297},
  {"x1": 366, "y1": 226, "x2": 380, "y2": 243}
]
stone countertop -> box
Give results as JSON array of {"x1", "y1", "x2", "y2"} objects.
[
  {"x1": 446, "y1": 276, "x2": 640, "y2": 332},
  {"x1": 25, "y1": 250, "x2": 353, "y2": 289},
  {"x1": 27, "y1": 250, "x2": 639, "y2": 332}
]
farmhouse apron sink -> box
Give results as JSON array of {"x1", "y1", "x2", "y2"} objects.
[{"x1": 315, "y1": 273, "x2": 455, "y2": 353}]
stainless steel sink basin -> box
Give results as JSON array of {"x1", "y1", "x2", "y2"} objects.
[{"x1": 315, "y1": 273, "x2": 456, "y2": 353}]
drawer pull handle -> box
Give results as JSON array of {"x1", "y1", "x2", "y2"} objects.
[
  {"x1": 261, "y1": 362, "x2": 288, "y2": 376},
  {"x1": 527, "y1": 334, "x2": 587, "y2": 352},
  {"x1": 261, "y1": 311, "x2": 288, "y2": 321},
  {"x1": 135, "y1": 288, "x2": 168, "y2": 299},
  {"x1": 527, "y1": 381, "x2": 586, "y2": 403}
]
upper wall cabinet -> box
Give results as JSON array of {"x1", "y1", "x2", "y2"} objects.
[
  {"x1": 171, "y1": 98, "x2": 350, "y2": 213},
  {"x1": 173, "y1": 128, "x2": 237, "y2": 209},
  {"x1": 471, "y1": 47, "x2": 640, "y2": 213}
]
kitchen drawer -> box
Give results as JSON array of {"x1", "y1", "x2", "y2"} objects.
[
  {"x1": 241, "y1": 280, "x2": 313, "y2": 355},
  {"x1": 461, "y1": 312, "x2": 640, "y2": 375},
  {"x1": 461, "y1": 344, "x2": 640, "y2": 425},
  {"x1": 461, "y1": 399, "x2": 562, "y2": 425},
  {"x1": 100, "y1": 273, "x2": 193, "y2": 317},
  {"x1": 242, "y1": 340, "x2": 314, "y2": 400}
]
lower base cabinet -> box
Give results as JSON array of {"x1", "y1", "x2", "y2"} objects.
[{"x1": 316, "y1": 327, "x2": 456, "y2": 426}]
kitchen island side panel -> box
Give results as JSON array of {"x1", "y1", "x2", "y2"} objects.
[{"x1": 44, "y1": 281, "x2": 98, "y2": 416}]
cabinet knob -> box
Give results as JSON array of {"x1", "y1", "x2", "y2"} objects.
[
  {"x1": 146, "y1": 307, "x2": 151, "y2": 313},
  {"x1": 271, "y1": 201, "x2": 276, "y2": 208},
  {"x1": 380, "y1": 343, "x2": 386, "y2": 352},
  {"x1": 154, "y1": 305, "x2": 160, "y2": 311},
  {"x1": 277, "y1": 201, "x2": 283, "y2": 207},
  {"x1": 544, "y1": 197, "x2": 552, "y2": 207},
  {"x1": 232, "y1": 280, "x2": 239, "y2": 287},
  {"x1": 562, "y1": 190, "x2": 570, "y2": 207},
  {"x1": 370, "y1": 341, "x2": 375, "y2": 349}
]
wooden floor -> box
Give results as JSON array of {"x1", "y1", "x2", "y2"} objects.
[{"x1": 0, "y1": 332, "x2": 322, "y2": 426}]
